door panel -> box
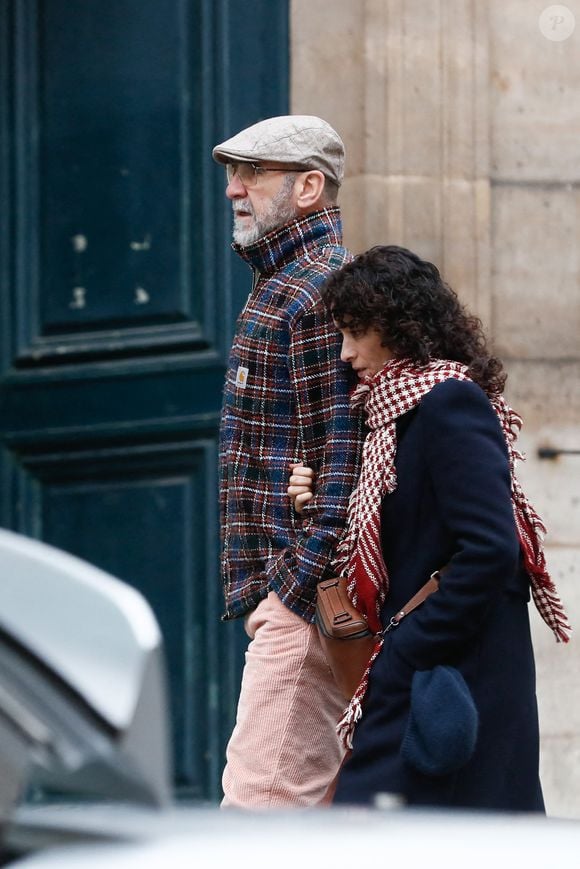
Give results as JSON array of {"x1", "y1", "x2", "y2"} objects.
[
  {"x1": 34, "y1": 438, "x2": 220, "y2": 797},
  {"x1": 0, "y1": 0, "x2": 289, "y2": 801},
  {"x1": 39, "y1": 1, "x2": 192, "y2": 339}
]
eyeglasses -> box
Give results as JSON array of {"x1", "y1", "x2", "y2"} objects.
[{"x1": 225, "y1": 162, "x2": 304, "y2": 189}]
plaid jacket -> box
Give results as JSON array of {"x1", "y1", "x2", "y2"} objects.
[{"x1": 220, "y1": 208, "x2": 363, "y2": 622}]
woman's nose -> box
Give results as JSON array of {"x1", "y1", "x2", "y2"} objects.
[{"x1": 340, "y1": 339, "x2": 354, "y2": 363}]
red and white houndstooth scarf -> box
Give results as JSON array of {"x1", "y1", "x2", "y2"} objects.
[{"x1": 334, "y1": 357, "x2": 571, "y2": 747}]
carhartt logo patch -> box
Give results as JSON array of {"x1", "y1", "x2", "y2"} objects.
[{"x1": 236, "y1": 366, "x2": 249, "y2": 388}]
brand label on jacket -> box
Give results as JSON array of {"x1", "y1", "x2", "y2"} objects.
[{"x1": 236, "y1": 366, "x2": 249, "y2": 389}]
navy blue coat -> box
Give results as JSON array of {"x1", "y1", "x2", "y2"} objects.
[{"x1": 334, "y1": 379, "x2": 544, "y2": 811}]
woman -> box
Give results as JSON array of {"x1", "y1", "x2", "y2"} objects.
[{"x1": 288, "y1": 245, "x2": 569, "y2": 811}]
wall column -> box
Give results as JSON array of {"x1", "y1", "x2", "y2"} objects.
[{"x1": 292, "y1": 0, "x2": 492, "y2": 322}]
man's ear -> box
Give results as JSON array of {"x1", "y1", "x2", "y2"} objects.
[{"x1": 293, "y1": 170, "x2": 326, "y2": 211}]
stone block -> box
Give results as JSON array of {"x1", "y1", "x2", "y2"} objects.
[
  {"x1": 504, "y1": 360, "x2": 580, "y2": 544},
  {"x1": 341, "y1": 174, "x2": 491, "y2": 323},
  {"x1": 339, "y1": 176, "x2": 370, "y2": 255},
  {"x1": 364, "y1": 0, "x2": 444, "y2": 178},
  {"x1": 505, "y1": 360, "x2": 580, "y2": 428},
  {"x1": 290, "y1": 0, "x2": 365, "y2": 176},
  {"x1": 492, "y1": 185, "x2": 580, "y2": 359},
  {"x1": 340, "y1": 174, "x2": 444, "y2": 258},
  {"x1": 365, "y1": 0, "x2": 489, "y2": 179},
  {"x1": 489, "y1": 0, "x2": 580, "y2": 182}
]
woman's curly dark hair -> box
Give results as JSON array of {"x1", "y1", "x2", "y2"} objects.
[{"x1": 322, "y1": 245, "x2": 506, "y2": 396}]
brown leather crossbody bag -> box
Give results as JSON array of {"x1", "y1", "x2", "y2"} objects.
[{"x1": 316, "y1": 572, "x2": 441, "y2": 701}]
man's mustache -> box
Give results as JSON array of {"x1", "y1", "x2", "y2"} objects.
[{"x1": 232, "y1": 200, "x2": 255, "y2": 217}]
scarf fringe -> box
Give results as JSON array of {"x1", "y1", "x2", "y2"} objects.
[
  {"x1": 337, "y1": 638, "x2": 384, "y2": 749},
  {"x1": 337, "y1": 698, "x2": 362, "y2": 750},
  {"x1": 530, "y1": 581, "x2": 572, "y2": 643}
]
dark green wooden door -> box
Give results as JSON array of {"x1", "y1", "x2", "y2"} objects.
[{"x1": 0, "y1": 0, "x2": 288, "y2": 801}]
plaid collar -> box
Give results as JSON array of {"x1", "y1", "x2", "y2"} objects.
[{"x1": 232, "y1": 207, "x2": 343, "y2": 275}]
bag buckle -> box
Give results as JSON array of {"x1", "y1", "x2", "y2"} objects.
[
  {"x1": 382, "y1": 570, "x2": 442, "y2": 635},
  {"x1": 383, "y1": 610, "x2": 405, "y2": 634}
]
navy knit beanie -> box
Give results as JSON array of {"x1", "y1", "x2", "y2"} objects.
[{"x1": 401, "y1": 665, "x2": 479, "y2": 777}]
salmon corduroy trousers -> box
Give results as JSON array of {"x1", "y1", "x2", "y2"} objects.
[{"x1": 221, "y1": 591, "x2": 347, "y2": 807}]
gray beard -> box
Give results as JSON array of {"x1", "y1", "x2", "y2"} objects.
[{"x1": 232, "y1": 176, "x2": 299, "y2": 246}]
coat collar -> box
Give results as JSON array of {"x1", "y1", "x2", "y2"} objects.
[{"x1": 232, "y1": 207, "x2": 343, "y2": 276}]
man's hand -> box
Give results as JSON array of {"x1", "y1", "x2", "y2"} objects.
[{"x1": 288, "y1": 464, "x2": 315, "y2": 514}]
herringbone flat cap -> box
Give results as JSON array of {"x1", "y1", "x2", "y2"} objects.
[{"x1": 212, "y1": 115, "x2": 345, "y2": 186}]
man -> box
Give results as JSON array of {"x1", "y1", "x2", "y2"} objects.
[{"x1": 213, "y1": 115, "x2": 363, "y2": 807}]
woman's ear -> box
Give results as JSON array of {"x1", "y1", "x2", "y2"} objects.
[{"x1": 293, "y1": 170, "x2": 326, "y2": 211}]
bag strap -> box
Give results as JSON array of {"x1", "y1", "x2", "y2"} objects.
[{"x1": 383, "y1": 569, "x2": 442, "y2": 634}]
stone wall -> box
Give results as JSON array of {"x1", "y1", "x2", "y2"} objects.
[{"x1": 292, "y1": 0, "x2": 580, "y2": 817}]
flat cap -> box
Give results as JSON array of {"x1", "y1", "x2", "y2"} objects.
[
  {"x1": 401, "y1": 666, "x2": 479, "y2": 777},
  {"x1": 212, "y1": 115, "x2": 345, "y2": 186}
]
